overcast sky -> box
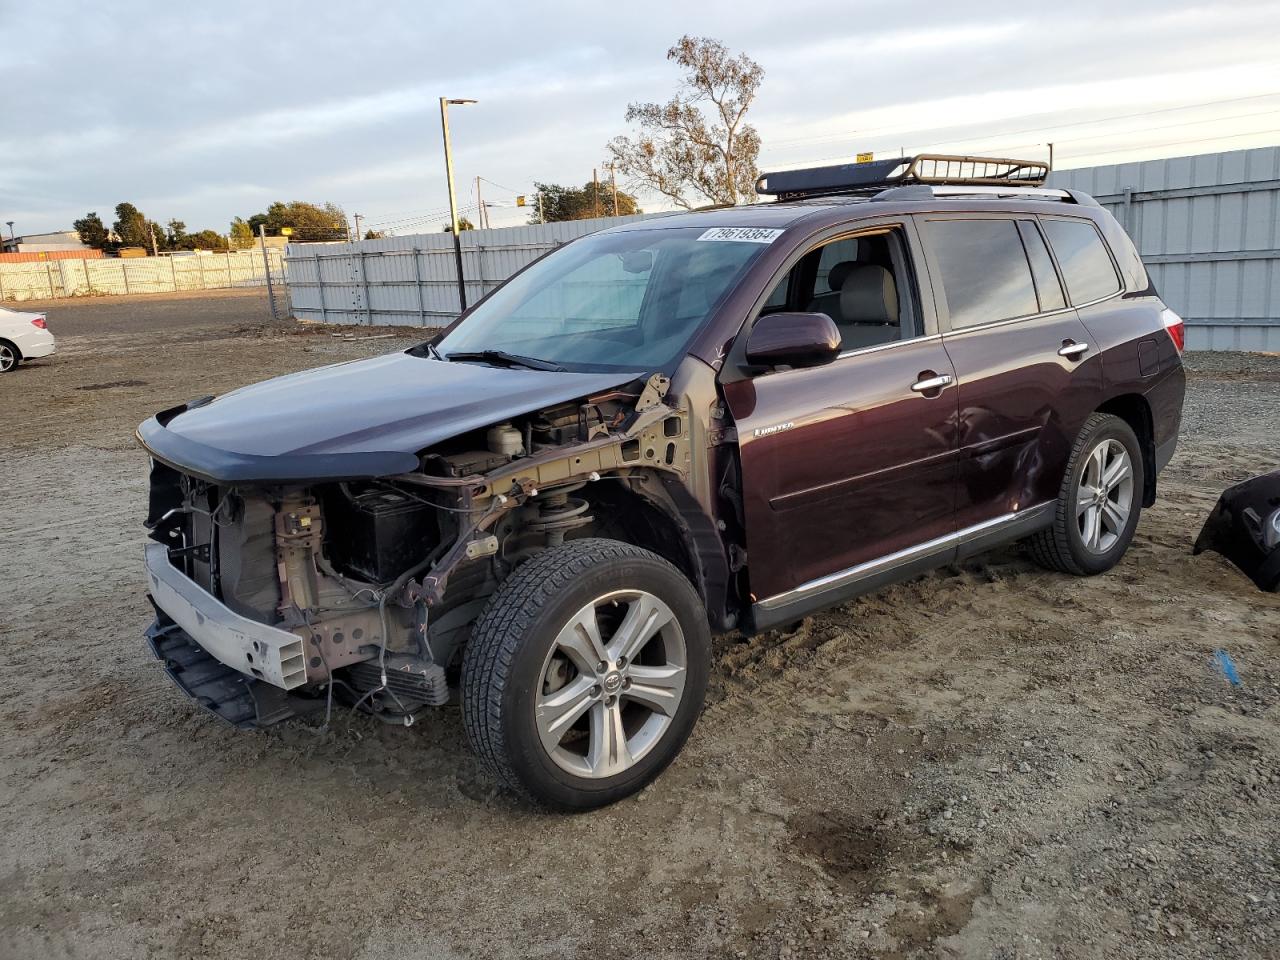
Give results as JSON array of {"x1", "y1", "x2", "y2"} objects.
[{"x1": 4, "y1": 1, "x2": 1279, "y2": 237}]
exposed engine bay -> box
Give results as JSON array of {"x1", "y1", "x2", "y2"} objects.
[{"x1": 143, "y1": 373, "x2": 726, "y2": 728}]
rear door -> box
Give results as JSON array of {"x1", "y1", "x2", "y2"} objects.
[
  {"x1": 918, "y1": 215, "x2": 1102, "y2": 531},
  {"x1": 720, "y1": 221, "x2": 959, "y2": 605}
]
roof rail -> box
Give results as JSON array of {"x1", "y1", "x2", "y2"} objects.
[
  {"x1": 756, "y1": 153, "x2": 1050, "y2": 201},
  {"x1": 872, "y1": 184, "x2": 1074, "y2": 202}
]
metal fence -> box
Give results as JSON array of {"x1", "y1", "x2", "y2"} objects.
[
  {"x1": 283, "y1": 214, "x2": 659, "y2": 326},
  {"x1": 0, "y1": 248, "x2": 285, "y2": 302},
  {"x1": 285, "y1": 147, "x2": 1280, "y2": 350},
  {"x1": 1047, "y1": 146, "x2": 1280, "y2": 351}
]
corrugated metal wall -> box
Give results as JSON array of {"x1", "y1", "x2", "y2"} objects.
[
  {"x1": 284, "y1": 214, "x2": 662, "y2": 325},
  {"x1": 1047, "y1": 146, "x2": 1280, "y2": 351},
  {"x1": 286, "y1": 147, "x2": 1280, "y2": 350},
  {"x1": 0, "y1": 248, "x2": 285, "y2": 301}
]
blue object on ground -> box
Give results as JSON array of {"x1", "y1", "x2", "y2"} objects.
[{"x1": 1214, "y1": 649, "x2": 1242, "y2": 686}]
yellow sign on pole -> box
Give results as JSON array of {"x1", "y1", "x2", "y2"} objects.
[
  {"x1": 280, "y1": 227, "x2": 294, "y2": 236},
  {"x1": 856, "y1": 152, "x2": 874, "y2": 164},
  {"x1": 515, "y1": 195, "x2": 526, "y2": 207}
]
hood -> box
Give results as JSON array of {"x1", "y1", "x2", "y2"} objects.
[{"x1": 136, "y1": 351, "x2": 642, "y2": 484}]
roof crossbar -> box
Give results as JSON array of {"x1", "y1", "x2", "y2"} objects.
[{"x1": 756, "y1": 153, "x2": 1051, "y2": 201}]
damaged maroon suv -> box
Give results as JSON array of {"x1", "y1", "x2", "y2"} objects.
[{"x1": 139, "y1": 155, "x2": 1185, "y2": 809}]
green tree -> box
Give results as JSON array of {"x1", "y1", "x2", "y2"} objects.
[
  {"x1": 73, "y1": 212, "x2": 111, "y2": 250},
  {"x1": 165, "y1": 219, "x2": 187, "y2": 250},
  {"x1": 182, "y1": 229, "x2": 228, "y2": 251},
  {"x1": 229, "y1": 218, "x2": 254, "y2": 249},
  {"x1": 528, "y1": 180, "x2": 641, "y2": 224},
  {"x1": 112, "y1": 202, "x2": 151, "y2": 248},
  {"x1": 244, "y1": 201, "x2": 349, "y2": 240},
  {"x1": 363, "y1": 229, "x2": 386, "y2": 240},
  {"x1": 442, "y1": 217, "x2": 475, "y2": 232},
  {"x1": 607, "y1": 35, "x2": 763, "y2": 209}
]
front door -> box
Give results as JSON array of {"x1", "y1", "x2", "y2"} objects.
[
  {"x1": 720, "y1": 224, "x2": 958, "y2": 606},
  {"x1": 917, "y1": 215, "x2": 1103, "y2": 531}
]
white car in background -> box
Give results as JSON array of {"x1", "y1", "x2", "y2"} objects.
[{"x1": 0, "y1": 306, "x2": 56, "y2": 373}]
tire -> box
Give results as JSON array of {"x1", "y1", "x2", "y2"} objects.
[
  {"x1": 462, "y1": 538, "x2": 710, "y2": 811},
  {"x1": 0, "y1": 340, "x2": 18, "y2": 373},
  {"x1": 1028, "y1": 413, "x2": 1145, "y2": 576}
]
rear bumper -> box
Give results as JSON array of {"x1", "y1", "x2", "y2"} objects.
[
  {"x1": 15, "y1": 330, "x2": 55, "y2": 359},
  {"x1": 144, "y1": 542, "x2": 308, "y2": 690}
]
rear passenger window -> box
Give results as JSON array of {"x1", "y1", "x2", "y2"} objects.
[
  {"x1": 1042, "y1": 219, "x2": 1120, "y2": 304},
  {"x1": 1017, "y1": 221, "x2": 1067, "y2": 312},
  {"x1": 924, "y1": 219, "x2": 1038, "y2": 329}
]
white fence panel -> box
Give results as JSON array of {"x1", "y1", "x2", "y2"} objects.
[
  {"x1": 283, "y1": 214, "x2": 662, "y2": 327},
  {"x1": 0, "y1": 249, "x2": 285, "y2": 302},
  {"x1": 285, "y1": 148, "x2": 1280, "y2": 350}
]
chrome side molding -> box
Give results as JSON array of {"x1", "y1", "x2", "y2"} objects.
[{"x1": 755, "y1": 503, "x2": 1056, "y2": 616}]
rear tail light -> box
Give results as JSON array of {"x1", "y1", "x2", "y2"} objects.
[
  {"x1": 1161, "y1": 308, "x2": 1185, "y2": 354},
  {"x1": 31, "y1": 316, "x2": 47, "y2": 329}
]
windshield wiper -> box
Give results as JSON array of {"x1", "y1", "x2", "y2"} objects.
[{"x1": 445, "y1": 350, "x2": 566, "y2": 372}]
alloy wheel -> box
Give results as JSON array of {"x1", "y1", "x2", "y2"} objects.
[
  {"x1": 0, "y1": 344, "x2": 15, "y2": 372},
  {"x1": 1076, "y1": 438, "x2": 1134, "y2": 553},
  {"x1": 535, "y1": 589, "x2": 688, "y2": 779}
]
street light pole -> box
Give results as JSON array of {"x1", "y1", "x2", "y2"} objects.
[
  {"x1": 440, "y1": 96, "x2": 476, "y2": 313},
  {"x1": 354, "y1": 213, "x2": 363, "y2": 240}
]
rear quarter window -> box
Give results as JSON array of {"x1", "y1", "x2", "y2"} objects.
[{"x1": 1042, "y1": 218, "x2": 1121, "y2": 305}]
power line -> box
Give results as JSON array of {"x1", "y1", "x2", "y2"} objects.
[
  {"x1": 1057, "y1": 127, "x2": 1280, "y2": 163},
  {"x1": 477, "y1": 176, "x2": 525, "y2": 194},
  {"x1": 911, "y1": 109, "x2": 1280, "y2": 160},
  {"x1": 762, "y1": 91, "x2": 1280, "y2": 153}
]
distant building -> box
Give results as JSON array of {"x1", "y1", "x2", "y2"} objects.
[{"x1": 1, "y1": 230, "x2": 94, "y2": 255}]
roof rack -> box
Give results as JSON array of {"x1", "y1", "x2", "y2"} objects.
[{"x1": 756, "y1": 153, "x2": 1051, "y2": 201}]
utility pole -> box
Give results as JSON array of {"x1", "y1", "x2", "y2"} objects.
[
  {"x1": 475, "y1": 176, "x2": 486, "y2": 230},
  {"x1": 537, "y1": 191, "x2": 545, "y2": 225},
  {"x1": 149, "y1": 223, "x2": 159, "y2": 257},
  {"x1": 354, "y1": 213, "x2": 364, "y2": 240},
  {"x1": 607, "y1": 162, "x2": 620, "y2": 217},
  {"x1": 258, "y1": 224, "x2": 279, "y2": 320},
  {"x1": 440, "y1": 96, "x2": 476, "y2": 313},
  {"x1": 1048, "y1": 142, "x2": 1055, "y2": 170},
  {"x1": 592, "y1": 167, "x2": 601, "y2": 218}
]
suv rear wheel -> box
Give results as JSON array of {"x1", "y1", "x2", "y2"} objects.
[
  {"x1": 1029, "y1": 412, "x2": 1144, "y2": 576},
  {"x1": 462, "y1": 538, "x2": 710, "y2": 810}
]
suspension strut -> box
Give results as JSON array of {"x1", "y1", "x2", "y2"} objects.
[{"x1": 526, "y1": 482, "x2": 592, "y2": 546}]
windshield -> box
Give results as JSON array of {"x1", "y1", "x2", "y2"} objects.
[{"x1": 435, "y1": 226, "x2": 770, "y2": 372}]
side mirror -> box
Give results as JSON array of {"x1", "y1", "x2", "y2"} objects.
[{"x1": 744, "y1": 312, "x2": 842, "y2": 368}]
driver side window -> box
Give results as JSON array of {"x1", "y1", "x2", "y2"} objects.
[{"x1": 762, "y1": 228, "x2": 917, "y2": 352}]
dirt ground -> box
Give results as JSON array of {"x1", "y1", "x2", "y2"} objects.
[{"x1": 1, "y1": 292, "x2": 1278, "y2": 960}]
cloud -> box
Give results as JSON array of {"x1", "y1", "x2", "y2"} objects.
[{"x1": 2, "y1": 0, "x2": 1278, "y2": 234}]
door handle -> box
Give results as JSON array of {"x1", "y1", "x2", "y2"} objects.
[
  {"x1": 1058, "y1": 341, "x2": 1090, "y2": 359},
  {"x1": 910, "y1": 373, "x2": 953, "y2": 393}
]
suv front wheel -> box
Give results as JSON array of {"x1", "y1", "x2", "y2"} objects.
[
  {"x1": 1029, "y1": 412, "x2": 1145, "y2": 576},
  {"x1": 462, "y1": 538, "x2": 710, "y2": 810}
]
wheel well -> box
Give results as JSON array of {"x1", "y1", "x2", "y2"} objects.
[
  {"x1": 577, "y1": 474, "x2": 733, "y2": 630},
  {"x1": 1097, "y1": 394, "x2": 1156, "y2": 506},
  {"x1": 0, "y1": 338, "x2": 20, "y2": 360},
  {"x1": 581, "y1": 480, "x2": 698, "y2": 587}
]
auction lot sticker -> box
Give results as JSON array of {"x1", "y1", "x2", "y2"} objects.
[{"x1": 697, "y1": 227, "x2": 785, "y2": 243}]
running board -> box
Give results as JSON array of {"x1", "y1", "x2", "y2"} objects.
[
  {"x1": 146, "y1": 602, "x2": 321, "y2": 729},
  {"x1": 749, "y1": 503, "x2": 1055, "y2": 632}
]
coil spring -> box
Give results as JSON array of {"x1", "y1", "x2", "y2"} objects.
[{"x1": 526, "y1": 482, "x2": 592, "y2": 546}]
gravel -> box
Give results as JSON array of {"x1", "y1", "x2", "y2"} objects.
[{"x1": 1, "y1": 295, "x2": 1278, "y2": 959}]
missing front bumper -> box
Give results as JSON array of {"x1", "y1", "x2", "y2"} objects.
[
  {"x1": 144, "y1": 542, "x2": 308, "y2": 689},
  {"x1": 146, "y1": 605, "x2": 322, "y2": 729}
]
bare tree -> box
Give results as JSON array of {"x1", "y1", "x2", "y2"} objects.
[{"x1": 607, "y1": 36, "x2": 763, "y2": 210}]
